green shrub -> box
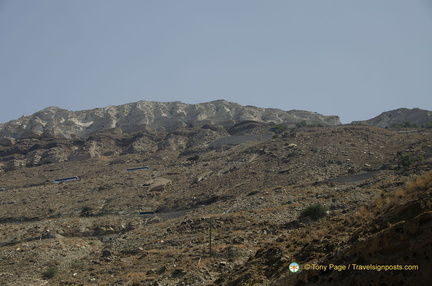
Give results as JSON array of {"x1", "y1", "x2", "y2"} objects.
[
  {"x1": 400, "y1": 153, "x2": 412, "y2": 169},
  {"x1": 270, "y1": 124, "x2": 287, "y2": 134},
  {"x1": 416, "y1": 155, "x2": 425, "y2": 164},
  {"x1": 307, "y1": 123, "x2": 324, "y2": 127},
  {"x1": 400, "y1": 153, "x2": 424, "y2": 169},
  {"x1": 405, "y1": 121, "x2": 418, "y2": 128},
  {"x1": 392, "y1": 121, "x2": 418, "y2": 129},
  {"x1": 187, "y1": 155, "x2": 200, "y2": 161},
  {"x1": 42, "y1": 266, "x2": 58, "y2": 279},
  {"x1": 295, "y1": 121, "x2": 307, "y2": 128},
  {"x1": 299, "y1": 203, "x2": 328, "y2": 220}
]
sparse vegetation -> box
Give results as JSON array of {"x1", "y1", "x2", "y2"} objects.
[
  {"x1": 295, "y1": 120, "x2": 307, "y2": 128},
  {"x1": 187, "y1": 155, "x2": 200, "y2": 161},
  {"x1": 391, "y1": 121, "x2": 418, "y2": 128},
  {"x1": 299, "y1": 203, "x2": 328, "y2": 220},
  {"x1": 306, "y1": 123, "x2": 324, "y2": 127},
  {"x1": 416, "y1": 155, "x2": 425, "y2": 164},
  {"x1": 42, "y1": 266, "x2": 58, "y2": 279},
  {"x1": 269, "y1": 124, "x2": 287, "y2": 134},
  {"x1": 405, "y1": 170, "x2": 432, "y2": 193},
  {"x1": 400, "y1": 153, "x2": 425, "y2": 169},
  {"x1": 400, "y1": 153, "x2": 412, "y2": 169},
  {"x1": 70, "y1": 259, "x2": 83, "y2": 267},
  {"x1": 224, "y1": 246, "x2": 247, "y2": 259},
  {"x1": 270, "y1": 121, "x2": 320, "y2": 136}
]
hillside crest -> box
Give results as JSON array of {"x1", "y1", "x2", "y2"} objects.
[
  {"x1": 352, "y1": 107, "x2": 432, "y2": 128},
  {"x1": 0, "y1": 100, "x2": 340, "y2": 139}
]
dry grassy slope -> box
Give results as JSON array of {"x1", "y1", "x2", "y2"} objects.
[{"x1": 0, "y1": 125, "x2": 431, "y2": 285}]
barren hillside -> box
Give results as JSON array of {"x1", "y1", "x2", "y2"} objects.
[{"x1": 0, "y1": 108, "x2": 431, "y2": 285}]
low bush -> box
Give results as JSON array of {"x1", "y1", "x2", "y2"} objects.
[
  {"x1": 295, "y1": 121, "x2": 307, "y2": 128},
  {"x1": 270, "y1": 124, "x2": 287, "y2": 134},
  {"x1": 187, "y1": 155, "x2": 200, "y2": 161},
  {"x1": 299, "y1": 203, "x2": 328, "y2": 220},
  {"x1": 42, "y1": 266, "x2": 58, "y2": 279},
  {"x1": 400, "y1": 153, "x2": 424, "y2": 169},
  {"x1": 391, "y1": 121, "x2": 418, "y2": 128}
]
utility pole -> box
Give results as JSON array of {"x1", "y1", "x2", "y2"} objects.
[
  {"x1": 209, "y1": 218, "x2": 212, "y2": 257},
  {"x1": 366, "y1": 134, "x2": 371, "y2": 157}
]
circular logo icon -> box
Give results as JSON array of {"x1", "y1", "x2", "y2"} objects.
[{"x1": 289, "y1": 262, "x2": 300, "y2": 273}]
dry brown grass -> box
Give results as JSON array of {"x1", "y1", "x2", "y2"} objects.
[
  {"x1": 366, "y1": 171, "x2": 432, "y2": 218},
  {"x1": 349, "y1": 171, "x2": 432, "y2": 226},
  {"x1": 126, "y1": 272, "x2": 147, "y2": 285},
  {"x1": 353, "y1": 205, "x2": 374, "y2": 222},
  {"x1": 309, "y1": 227, "x2": 329, "y2": 241},
  {"x1": 405, "y1": 171, "x2": 432, "y2": 193},
  {"x1": 374, "y1": 192, "x2": 391, "y2": 209}
]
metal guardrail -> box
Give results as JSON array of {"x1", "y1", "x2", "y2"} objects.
[
  {"x1": 139, "y1": 211, "x2": 156, "y2": 215},
  {"x1": 126, "y1": 166, "x2": 150, "y2": 171},
  {"x1": 53, "y1": 176, "x2": 79, "y2": 184}
]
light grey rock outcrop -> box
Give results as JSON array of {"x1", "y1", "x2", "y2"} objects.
[
  {"x1": 0, "y1": 100, "x2": 340, "y2": 140},
  {"x1": 144, "y1": 177, "x2": 172, "y2": 192}
]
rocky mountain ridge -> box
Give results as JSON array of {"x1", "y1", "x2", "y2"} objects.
[
  {"x1": 1, "y1": 100, "x2": 431, "y2": 284},
  {"x1": 352, "y1": 107, "x2": 432, "y2": 128},
  {"x1": 0, "y1": 100, "x2": 340, "y2": 140}
]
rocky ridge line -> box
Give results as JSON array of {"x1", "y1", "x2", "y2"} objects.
[
  {"x1": 352, "y1": 108, "x2": 432, "y2": 128},
  {"x1": 0, "y1": 100, "x2": 340, "y2": 140}
]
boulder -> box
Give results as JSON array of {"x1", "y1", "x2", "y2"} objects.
[{"x1": 145, "y1": 177, "x2": 172, "y2": 192}]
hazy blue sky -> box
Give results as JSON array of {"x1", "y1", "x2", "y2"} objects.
[{"x1": 1, "y1": 1, "x2": 431, "y2": 124}]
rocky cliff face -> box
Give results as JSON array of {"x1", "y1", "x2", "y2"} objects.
[
  {"x1": 0, "y1": 100, "x2": 340, "y2": 139},
  {"x1": 352, "y1": 108, "x2": 432, "y2": 128}
]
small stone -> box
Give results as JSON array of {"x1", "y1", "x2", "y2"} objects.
[{"x1": 101, "y1": 250, "x2": 111, "y2": 257}]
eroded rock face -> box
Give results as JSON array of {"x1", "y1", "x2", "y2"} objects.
[
  {"x1": 0, "y1": 100, "x2": 341, "y2": 140},
  {"x1": 0, "y1": 137, "x2": 15, "y2": 146}
]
